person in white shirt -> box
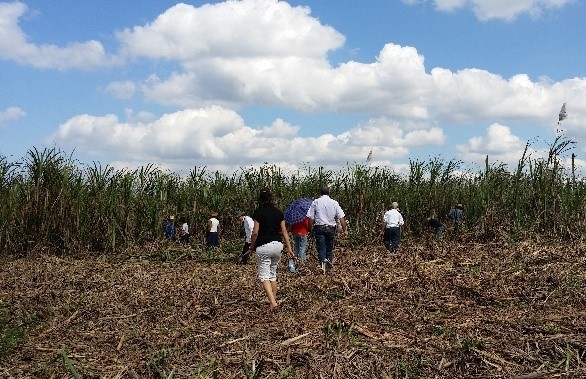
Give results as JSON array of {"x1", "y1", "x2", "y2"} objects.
[
  {"x1": 306, "y1": 185, "x2": 348, "y2": 272},
  {"x1": 179, "y1": 216, "x2": 190, "y2": 245},
  {"x1": 235, "y1": 211, "x2": 254, "y2": 264},
  {"x1": 380, "y1": 202, "x2": 404, "y2": 252},
  {"x1": 206, "y1": 211, "x2": 221, "y2": 248}
]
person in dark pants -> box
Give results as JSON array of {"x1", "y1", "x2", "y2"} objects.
[
  {"x1": 381, "y1": 202, "x2": 404, "y2": 252},
  {"x1": 427, "y1": 210, "x2": 444, "y2": 241},
  {"x1": 234, "y1": 211, "x2": 254, "y2": 264},
  {"x1": 448, "y1": 203, "x2": 464, "y2": 236},
  {"x1": 179, "y1": 216, "x2": 190, "y2": 245},
  {"x1": 164, "y1": 215, "x2": 175, "y2": 239},
  {"x1": 306, "y1": 185, "x2": 348, "y2": 272},
  {"x1": 206, "y1": 211, "x2": 220, "y2": 248}
]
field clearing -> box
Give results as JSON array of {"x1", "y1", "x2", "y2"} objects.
[{"x1": 1, "y1": 240, "x2": 586, "y2": 378}]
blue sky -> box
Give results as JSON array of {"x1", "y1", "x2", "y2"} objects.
[{"x1": 1, "y1": 0, "x2": 585, "y2": 175}]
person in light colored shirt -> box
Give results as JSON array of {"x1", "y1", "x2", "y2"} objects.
[
  {"x1": 380, "y1": 202, "x2": 404, "y2": 252},
  {"x1": 306, "y1": 185, "x2": 347, "y2": 272},
  {"x1": 179, "y1": 216, "x2": 190, "y2": 245},
  {"x1": 206, "y1": 211, "x2": 221, "y2": 248},
  {"x1": 235, "y1": 211, "x2": 254, "y2": 264}
]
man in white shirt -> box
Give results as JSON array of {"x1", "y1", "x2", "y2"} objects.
[
  {"x1": 206, "y1": 211, "x2": 221, "y2": 248},
  {"x1": 306, "y1": 185, "x2": 348, "y2": 272},
  {"x1": 179, "y1": 216, "x2": 190, "y2": 245},
  {"x1": 380, "y1": 202, "x2": 404, "y2": 252},
  {"x1": 235, "y1": 211, "x2": 254, "y2": 264}
]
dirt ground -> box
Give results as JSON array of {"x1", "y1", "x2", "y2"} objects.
[{"x1": 1, "y1": 240, "x2": 585, "y2": 378}]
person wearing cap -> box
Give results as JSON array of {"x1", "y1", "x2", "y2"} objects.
[
  {"x1": 234, "y1": 211, "x2": 254, "y2": 264},
  {"x1": 306, "y1": 185, "x2": 348, "y2": 272},
  {"x1": 249, "y1": 187, "x2": 294, "y2": 311},
  {"x1": 381, "y1": 202, "x2": 404, "y2": 252},
  {"x1": 164, "y1": 215, "x2": 175, "y2": 239},
  {"x1": 206, "y1": 211, "x2": 221, "y2": 248}
]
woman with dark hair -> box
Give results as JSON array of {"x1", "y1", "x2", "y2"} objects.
[{"x1": 249, "y1": 187, "x2": 294, "y2": 311}]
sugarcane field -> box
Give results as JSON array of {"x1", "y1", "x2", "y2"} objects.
[
  {"x1": 4, "y1": 0, "x2": 586, "y2": 377},
  {"x1": 1, "y1": 147, "x2": 586, "y2": 378}
]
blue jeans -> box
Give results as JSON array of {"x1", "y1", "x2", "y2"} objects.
[
  {"x1": 293, "y1": 234, "x2": 308, "y2": 260},
  {"x1": 313, "y1": 225, "x2": 335, "y2": 270},
  {"x1": 383, "y1": 227, "x2": 401, "y2": 251}
]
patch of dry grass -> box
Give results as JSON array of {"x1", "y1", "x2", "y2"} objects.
[{"x1": 1, "y1": 240, "x2": 585, "y2": 378}]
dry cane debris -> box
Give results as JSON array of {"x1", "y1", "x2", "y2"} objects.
[{"x1": 1, "y1": 239, "x2": 585, "y2": 378}]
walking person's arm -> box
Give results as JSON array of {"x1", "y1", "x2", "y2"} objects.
[
  {"x1": 339, "y1": 217, "x2": 348, "y2": 238},
  {"x1": 280, "y1": 220, "x2": 294, "y2": 259},
  {"x1": 249, "y1": 220, "x2": 259, "y2": 253}
]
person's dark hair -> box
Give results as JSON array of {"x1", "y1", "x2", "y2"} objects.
[
  {"x1": 257, "y1": 187, "x2": 274, "y2": 207},
  {"x1": 320, "y1": 185, "x2": 330, "y2": 195}
]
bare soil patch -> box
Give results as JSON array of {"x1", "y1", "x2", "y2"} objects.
[{"x1": 1, "y1": 240, "x2": 585, "y2": 378}]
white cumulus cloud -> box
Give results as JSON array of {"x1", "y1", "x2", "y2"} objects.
[
  {"x1": 48, "y1": 106, "x2": 446, "y2": 172},
  {"x1": 0, "y1": 107, "x2": 26, "y2": 129},
  {"x1": 404, "y1": 0, "x2": 575, "y2": 21},
  {"x1": 457, "y1": 123, "x2": 535, "y2": 167},
  {"x1": 2, "y1": 0, "x2": 584, "y2": 173},
  {"x1": 116, "y1": 1, "x2": 344, "y2": 60},
  {"x1": 105, "y1": 81, "x2": 136, "y2": 99},
  {"x1": 0, "y1": 2, "x2": 119, "y2": 70}
]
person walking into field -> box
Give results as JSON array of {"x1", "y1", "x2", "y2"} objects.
[
  {"x1": 206, "y1": 211, "x2": 221, "y2": 248},
  {"x1": 289, "y1": 216, "x2": 310, "y2": 261},
  {"x1": 448, "y1": 203, "x2": 464, "y2": 235},
  {"x1": 179, "y1": 216, "x2": 190, "y2": 245},
  {"x1": 235, "y1": 211, "x2": 254, "y2": 264},
  {"x1": 249, "y1": 188, "x2": 294, "y2": 311},
  {"x1": 306, "y1": 185, "x2": 348, "y2": 272},
  {"x1": 381, "y1": 202, "x2": 404, "y2": 252},
  {"x1": 426, "y1": 210, "x2": 444, "y2": 241},
  {"x1": 164, "y1": 215, "x2": 175, "y2": 239}
]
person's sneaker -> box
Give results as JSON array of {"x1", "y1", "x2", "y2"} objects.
[{"x1": 319, "y1": 261, "x2": 333, "y2": 273}]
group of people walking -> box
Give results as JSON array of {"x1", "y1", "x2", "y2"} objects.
[
  {"x1": 163, "y1": 211, "x2": 222, "y2": 249},
  {"x1": 164, "y1": 215, "x2": 191, "y2": 245},
  {"x1": 166, "y1": 188, "x2": 464, "y2": 311},
  {"x1": 380, "y1": 202, "x2": 464, "y2": 252},
  {"x1": 234, "y1": 185, "x2": 348, "y2": 311}
]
